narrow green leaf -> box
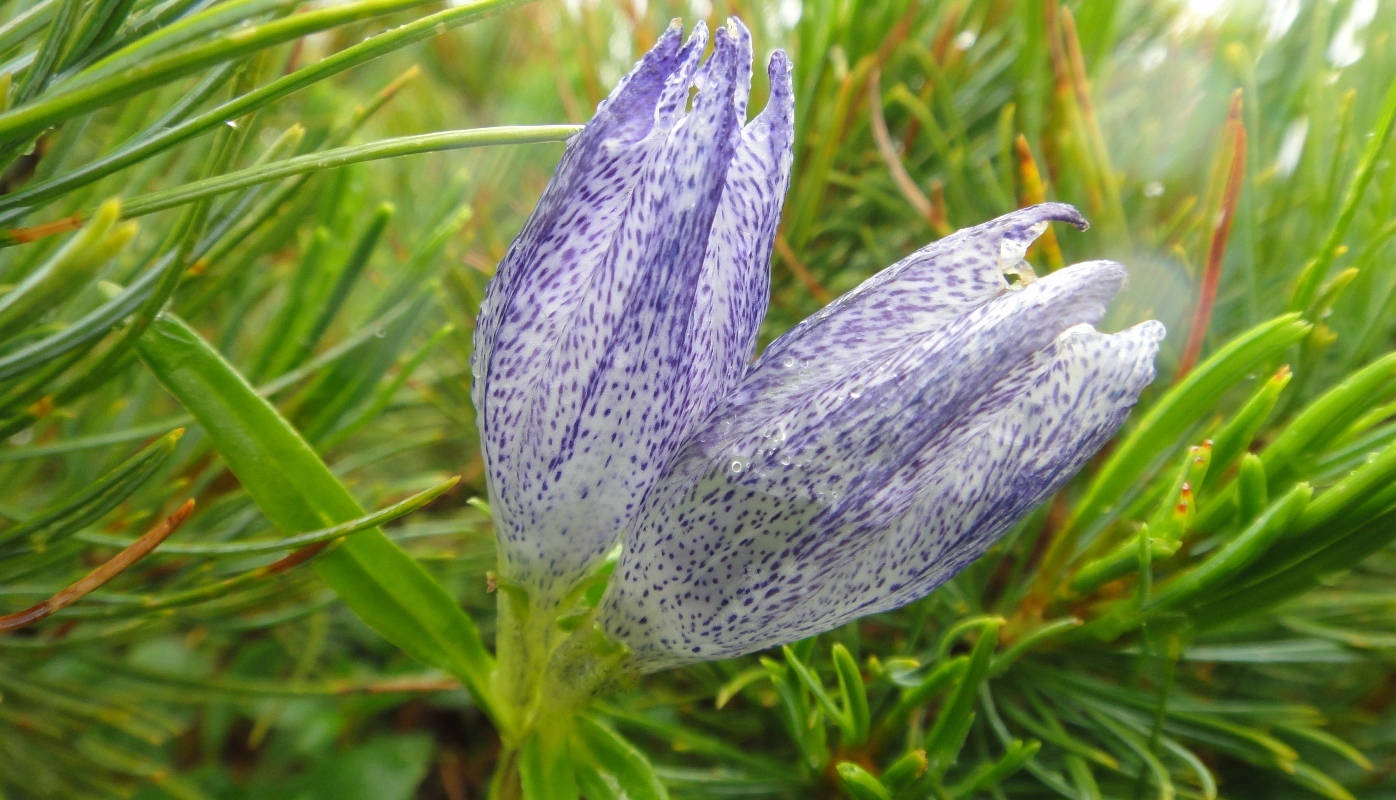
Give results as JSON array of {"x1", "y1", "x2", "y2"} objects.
[
  {"x1": 1264, "y1": 352, "x2": 1396, "y2": 484},
  {"x1": 301, "y1": 202, "x2": 392, "y2": 357},
  {"x1": 1292, "y1": 77, "x2": 1396, "y2": 311},
  {"x1": 1067, "y1": 314, "x2": 1310, "y2": 541},
  {"x1": 881, "y1": 749, "x2": 927, "y2": 792},
  {"x1": 1083, "y1": 708, "x2": 1175, "y2": 800},
  {"x1": 0, "y1": 0, "x2": 59, "y2": 57},
  {"x1": 1237, "y1": 453, "x2": 1268, "y2": 522},
  {"x1": 0, "y1": 428, "x2": 179, "y2": 551},
  {"x1": 0, "y1": 251, "x2": 177, "y2": 382},
  {"x1": 133, "y1": 310, "x2": 497, "y2": 722},
  {"x1": 0, "y1": 198, "x2": 133, "y2": 342},
  {"x1": 77, "y1": 476, "x2": 457, "y2": 556},
  {"x1": 947, "y1": 738, "x2": 1040, "y2": 796},
  {"x1": 60, "y1": 0, "x2": 296, "y2": 87},
  {"x1": 113, "y1": 126, "x2": 578, "y2": 220},
  {"x1": 782, "y1": 644, "x2": 847, "y2": 735},
  {"x1": 925, "y1": 618, "x2": 1001, "y2": 776},
  {"x1": 0, "y1": 0, "x2": 520, "y2": 214},
  {"x1": 0, "y1": 0, "x2": 457, "y2": 143},
  {"x1": 1070, "y1": 530, "x2": 1178, "y2": 595},
  {"x1": 1197, "y1": 503, "x2": 1396, "y2": 626},
  {"x1": 835, "y1": 762, "x2": 892, "y2": 800},
  {"x1": 990, "y1": 617, "x2": 1081, "y2": 675},
  {"x1": 1204, "y1": 367, "x2": 1290, "y2": 492},
  {"x1": 831, "y1": 643, "x2": 870, "y2": 746},
  {"x1": 1147, "y1": 483, "x2": 1311, "y2": 612},
  {"x1": 573, "y1": 714, "x2": 668, "y2": 800},
  {"x1": 888, "y1": 656, "x2": 969, "y2": 725}
]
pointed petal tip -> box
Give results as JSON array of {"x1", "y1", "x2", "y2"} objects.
[
  {"x1": 655, "y1": 21, "x2": 710, "y2": 127},
  {"x1": 688, "y1": 18, "x2": 710, "y2": 44},
  {"x1": 1008, "y1": 202, "x2": 1088, "y2": 231},
  {"x1": 1134, "y1": 319, "x2": 1168, "y2": 344},
  {"x1": 725, "y1": 15, "x2": 751, "y2": 41},
  {"x1": 637, "y1": 18, "x2": 683, "y2": 64},
  {"x1": 767, "y1": 49, "x2": 792, "y2": 82},
  {"x1": 711, "y1": 17, "x2": 732, "y2": 48},
  {"x1": 753, "y1": 51, "x2": 794, "y2": 123},
  {"x1": 695, "y1": 21, "x2": 742, "y2": 99}
]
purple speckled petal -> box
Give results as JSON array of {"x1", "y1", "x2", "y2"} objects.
[
  {"x1": 473, "y1": 21, "x2": 703, "y2": 585},
  {"x1": 739, "y1": 203, "x2": 1090, "y2": 423},
  {"x1": 805, "y1": 321, "x2": 1165, "y2": 625},
  {"x1": 601, "y1": 242, "x2": 1164, "y2": 669},
  {"x1": 475, "y1": 22, "x2": 794, "y2": 598},
  {"x1": 681, "y1": 48, "x2": 794, "y2": 434}
]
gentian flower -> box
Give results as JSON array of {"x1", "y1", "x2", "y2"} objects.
[
  {"x1": 475, "y1": 18, "x2": 790, "y2": 603},
  {"x1": 474, "y1": 19, "x2": 1163, "y2": 680}
]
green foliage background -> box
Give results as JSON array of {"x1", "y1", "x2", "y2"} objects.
[{"x1": 2, "y1": 0, "x2": 1396, "y2": 796}]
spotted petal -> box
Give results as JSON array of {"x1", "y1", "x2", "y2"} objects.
[
  {"x1": 600, "y1": 212, "x2": 1163, "y2": 670},
  {"x1": 474, "y1": 21, "x2": 794, "y2": 599}
]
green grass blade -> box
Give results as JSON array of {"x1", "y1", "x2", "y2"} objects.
[
  {"x1": 132, "y1": 309, "x2": 498, "y2": 722},
  {"x1": 1065, "y1": 314, "x2": 1311, "y2": 546},
  {"x1": 0, "y1": 0, "x2": 446, "y2": 143},
  {"x1": 0, "y1": 0, "x2": 525, "y2": 214}
]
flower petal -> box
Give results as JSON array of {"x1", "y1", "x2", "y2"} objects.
[
  {"x1": 684, "y1": 48, "x2": 794, "y2": 428},
  {"x1": 732, "y1": 203, "x2": 1088, "y2": 433},
  {"x1": 790, "y1": 320, "x2": 1165, "y2": 631},
  {"x1": 473, "y1": 22, "x2": 705, "y2": 579},
  {"x1": 601, "y1": 257, "x2": 1162, "y2": 670},
  {"x1": 484, "y1": 26, "x2": 799, "y2": 597}
]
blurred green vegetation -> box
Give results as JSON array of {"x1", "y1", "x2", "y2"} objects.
[{"x1": 1, "y1": 0, "x2": 1396, "y2": 797}]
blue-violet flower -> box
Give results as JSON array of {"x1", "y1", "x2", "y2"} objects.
[{"x1": 474, "y1": 19, "x2": 1163, "y2": 677}]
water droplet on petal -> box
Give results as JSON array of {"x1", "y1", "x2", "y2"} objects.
[
  {"x1": 779, "y1": 454, "x2": 793, "y2": 466},
  {"x1": 782, "y1": 356, "x2": 797, "y2": 368},
  {"x1": 729, "y1": 459, "x2": 744, "y2": 474}
]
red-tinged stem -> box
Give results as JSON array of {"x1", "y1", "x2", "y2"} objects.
[
  {"x1": 1178, "y1": 90, "x2": 1247, "y2": 380},
  {"x1": 0, "y1": 499, "x2": 195, "y2": 632}
]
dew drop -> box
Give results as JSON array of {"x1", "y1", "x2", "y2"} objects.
[
  {"x1": 782, "y1": 355, "x2": 797, "y2": 368},
  {"x1": 779, "y1": 454, "x2": 793, "y2": 466},
  {"x1": 729, "y1": 459, "x2": 744, "y2": 474}
]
